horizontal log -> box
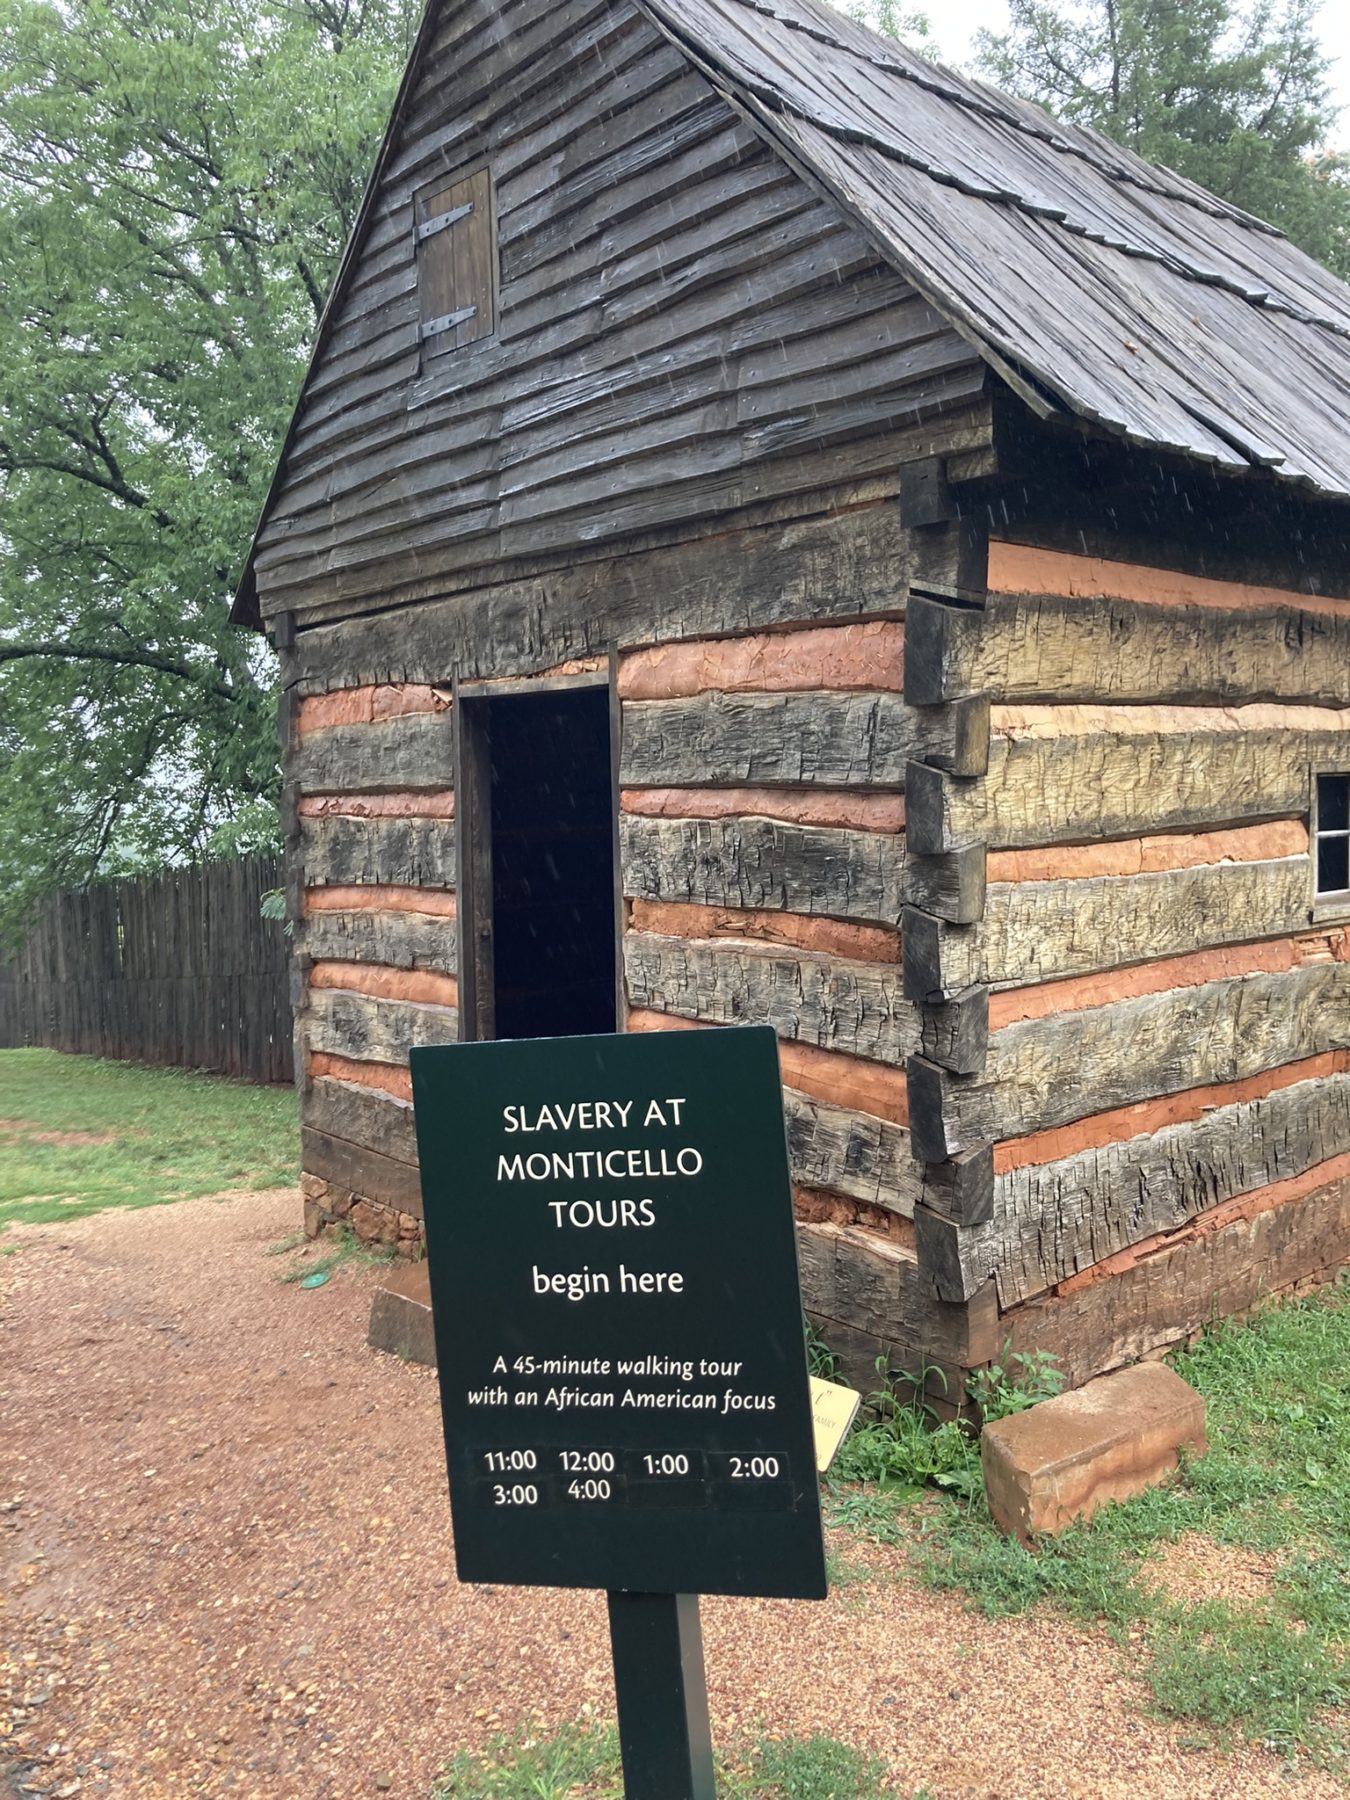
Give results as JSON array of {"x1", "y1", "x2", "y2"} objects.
[
  {"x1": 298, "y1": 909, "x2": 458, "y2": 976},
  {"x1": 623, "y1": 934, "x2": 982, "y2": 1074},
  {"x1": 624, "y1": 932, "x2": 920, "y2": 1065},
  {"x1": 299, "y1": 815, "x2": 457, "y2": 889},
  {"x1": 305, "y1": 987, "x2": 459, "y2": 1065},
  {"x1": 907, "y1": 717, "x2": 1349, "y2": 852},
  {"x1": 301, "y1": 1125, "x2": 424, "y2": 1216},
  {"x1": 294, "y1": 713, "x2": 456, "y2": 795},
  {"x1": 797, "y1": 1222, "x2": 999, "y2": 1375},
  {"x1": 905, "y1": 588, "x2": 1350, "y2": 708},
  {"x1": 620, "y1": 812, "x2": 904, "y2": 924},
  {"x1": 289, "y1": 500, "x2": 911, "y2": 692},
  {"x1": 905, "y1": 857, "x2": 1314, "y2": 994},
  {"x1": 783, "y1": 1088, "x2": 919, "y2": 1217},
  {"x1": 993, "y1": 1073, "x2": 1350, "y2": 1308},
  {"x1": 621, "y1": 691, "x2": 989, "y2": 789},
  {"x1": 925, "y1": 957, "x2": 1350, "y2": 1147},
  {"x1": 304, "y1": 1074, "x2": 419, "y2": 1168},
  {"x1": 620, "y1": 813, "x2": 984, "y2": 926},
  {"x1": 999, "y1": 1159, "x2": 1350, "y2": 1389}
]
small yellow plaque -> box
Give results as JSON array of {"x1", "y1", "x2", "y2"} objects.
[{"x1": 809, "y1": 1375, "x2": 862, "y2": 1473}]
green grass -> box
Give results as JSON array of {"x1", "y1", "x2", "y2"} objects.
[
  {"x1": 271, "y1": 1221, "x2": 395, "y2": 1283},
  {"x1": 824, "y1": 1283, "x2": 1350, "y2": 1774},
  {"x1": 0, "y1": 1047, "x2": 298, "y2": 1233},
  {"x1": 432, "y1": 1723, "x2": 892, "y2": 1799}
]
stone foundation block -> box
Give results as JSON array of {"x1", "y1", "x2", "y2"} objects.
[
  {"x1": 367, "y1": 1263, "x2": 437, "y2": 1367},
  {"x1": 981, "y1": 1362, "x2": 1207, "y2": 1543}
]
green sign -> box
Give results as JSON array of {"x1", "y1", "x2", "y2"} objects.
[{"x1": 411, "y1": 1025, "x2": 827, "y2": 1600}]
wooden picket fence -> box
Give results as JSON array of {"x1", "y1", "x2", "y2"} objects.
[{"x1": 0, "y1": 856, "x2": 293, "y2": 1084}]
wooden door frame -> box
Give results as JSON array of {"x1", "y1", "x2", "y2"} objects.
[{"x1": 452, "y1": 667, "x2": 621, "y2": 1043}]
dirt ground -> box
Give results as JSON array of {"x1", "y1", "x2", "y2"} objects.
[{"x1": 1, "y1": 1190, "x2": 1341, "y2": 1800}]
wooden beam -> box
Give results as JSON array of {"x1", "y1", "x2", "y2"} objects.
[
  {"x1": 305, "y1": 1074, "x2": 419, "y2": 1168},
  {"x1": 927, "y1": 958, "x2": 1350, "y2": 1147},
  {"x1": 906, "y1": 857, "x2": 1313, "y2": 993},
  {"x1": 297, "y1": 909, "x2": 458, "y2": 976},
  {"x1": 918, "y1": 1144, "x2": 995, "y2": 1227},
  {"x1": 620, "y1": 811, "x2": 983, "y2": 925},
  {"x1": 620, "y1": 690, "x2": 989, "y2": 789},
  {"x1": 294, "y1": 712, "x2": 456, "y2": 795},
  {"x1": 300, "y1": 815, "x2": 457, "y2": 889},
  {"x1": 620, "y1": 812, "x2": 904, "y2": 925},
  {"x1": 622, "y1": 933, "x2": 982, "y2": 1074},
  {"x1": 908, "y1": 588, "x2": 1350, "y2": 708},
  {"x1": 301, "y1": 1125, "x2": 424, "y2": 1215},
  {"x1": 998, "y1": 1161, "x2": 1350, "y2": 1389},
  {"x1": 783, "y1": 1088, "x2": 918, "y2": 1216},
  {"x1": 914, "y1": 1203, "x2": 994, "y2": 1303},
  {"x1": 906, "y1": 719, "x2": 1348, "y2": 853},
  {"x1": 305, "y1": 987, "x2": 459, "y2": 1065},
  {"x1": 288, "y1": 501, "x2": 911, "y2": 692},
  {"x1": 993, "y1": 1072, "x2": 1350, "y2": 1307}
]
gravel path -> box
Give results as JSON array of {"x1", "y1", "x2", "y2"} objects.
[{"x1": 1, "y1": 1190, "x2": 1340, "y2": 1800}]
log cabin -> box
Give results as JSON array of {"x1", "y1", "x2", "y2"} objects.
[{"x1": 232, "y1": 0, "x2": 1350, "y2": 1393}]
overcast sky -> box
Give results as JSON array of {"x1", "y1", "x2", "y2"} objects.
[{"x1": 935, "y1": 1, "x2": 1350, "y2": 146}]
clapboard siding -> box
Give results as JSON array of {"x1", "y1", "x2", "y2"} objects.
[
  {"x1": 252, "y1": 1, "x2": 984, "y2": 615},
  {"x1": 992, "y1": 1074, "x2": 1350, "y2": 1307},
  {"x1": 915, "y1": 857, "x2": 1314, "y2": 991},
  {"x1": 907, "y1": 589, "x2": 1350, "y2": 707}
]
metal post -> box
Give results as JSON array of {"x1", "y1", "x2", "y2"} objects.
[{"x1": 606, "y1": 1592, "x2": 716, "y2": 1799}]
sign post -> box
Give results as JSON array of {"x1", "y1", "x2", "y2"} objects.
[{"x1": 411, "y1": 1025, "x2": 826, "y2": 1797}]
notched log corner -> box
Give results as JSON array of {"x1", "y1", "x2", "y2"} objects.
[
  {"x1": 914, "y1": 1202, "x2": 996, "y2": 1303},
  {"x1": 918, "y1": 1144, "x2": 995, "y2": 1228}
]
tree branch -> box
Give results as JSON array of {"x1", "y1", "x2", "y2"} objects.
[{"x1": 0, "y1": 641, "x2": 242, "y2": 704}]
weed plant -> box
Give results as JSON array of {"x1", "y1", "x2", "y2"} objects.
[
  {"x1": 828, "y1": 1347, "x2": 1060, "y2": 1501},
  {"x1": 0, "y1": 1048, "x2": 298, "y2": 1233},
  {"x1": 433, "y1": 1721, "x2": 891, "y2": 1798},
  {"x1": 272, "y1": 1221, "x2": 396, "y2": 1282}
]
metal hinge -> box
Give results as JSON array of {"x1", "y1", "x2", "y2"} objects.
[
  {"x1": 415, "y1": 200, "x2": 474, "y2": 244},
  {"x1": 421, "y1": 306, "x2": 478, "y2": 338}
]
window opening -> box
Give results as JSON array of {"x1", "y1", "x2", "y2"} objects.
[{"x1": 1315, "y1": 772, "x2": 1349, "y2": 899}]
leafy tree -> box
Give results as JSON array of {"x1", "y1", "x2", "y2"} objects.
[
  {"x1": 977, "y1": 0, "x2": 1350, "y2": 275},
  {"x1": 833, "y1": 1, "x2": 933, "y2": 50},
  {"x1": 0, "y1": 0, "x2": 417, "y2": 942}
]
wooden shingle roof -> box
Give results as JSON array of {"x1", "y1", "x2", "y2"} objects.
[
  {"x1": 233, "y1": 0, "x2": 1350, "y2": 627},
  {"x1": 643, "y1": 0, "x2": 1350, "y2": 495}
]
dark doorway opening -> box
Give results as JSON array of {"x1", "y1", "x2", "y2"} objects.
[{"x1": 458, "y1": 683, "x2": 618, "y2": 1041}]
